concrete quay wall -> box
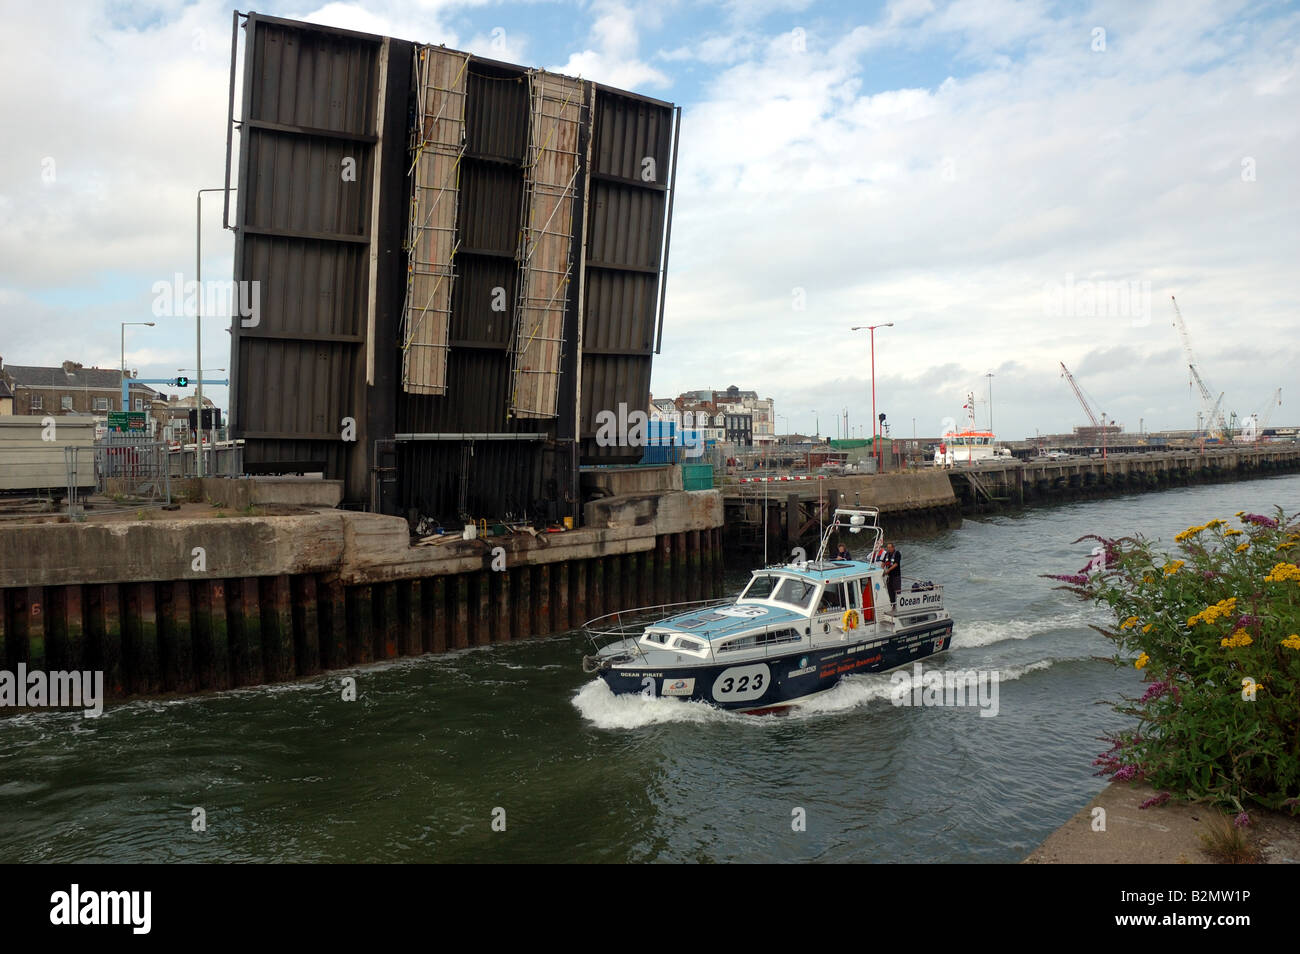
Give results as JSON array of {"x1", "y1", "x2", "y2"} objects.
[{"x1": 0, "y1": 490, "x2": 724, "y2": 703}]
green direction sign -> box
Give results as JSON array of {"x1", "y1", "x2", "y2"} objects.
[{"x1": 107, "y1": 411, "x2": 147, "y2": 431}]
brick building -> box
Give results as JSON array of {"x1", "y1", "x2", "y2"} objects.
[{"x1": 0, "y1": 357, "x2": 158, "y2": 416}]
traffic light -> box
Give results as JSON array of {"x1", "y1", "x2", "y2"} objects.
[{"x1": 175, "y1": 376, "x2": 189, "y2": 387}]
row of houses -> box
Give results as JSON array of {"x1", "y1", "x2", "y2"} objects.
[
  {"x1": 649, "y1": 384, "x2": 777, "y2": 447},
  {"x1": 0, "y1": 356, "x2": 219, "y2": 442}
]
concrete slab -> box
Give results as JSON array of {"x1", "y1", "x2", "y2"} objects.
[{"x1": 1024, "y1": 781, "x2": 1300, "y2": 864}]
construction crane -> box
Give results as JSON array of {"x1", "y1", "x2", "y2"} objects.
[
  {"x1": 1258, "y1": 388, "x2": 1282, "y2": 429},
  {"x1": 1059, "y1": 361, "x2": 1100, "y2": 428},
  {"x1": 1239, "y1": 387, "x2": 1282, "y2": 441},
  {"x1": 1170, "y1": 296, "x2": 1227, "y2": 438}
]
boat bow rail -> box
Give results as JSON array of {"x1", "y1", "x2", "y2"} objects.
[{"x1": 581, "y1": 598, "x2": 731, "y2": 671}]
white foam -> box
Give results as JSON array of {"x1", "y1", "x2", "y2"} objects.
[
  {"x1": 572, "y1": 679, "x2": 748, "y2": 729},
  {"x1": 572, "y1": 657, "x2": 1069, "y2": 727},
  {"x1": 950, "y1": 611, "x2": 1092, "y2": 649}
]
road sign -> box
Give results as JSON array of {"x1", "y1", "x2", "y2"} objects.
[{"x1": 107, "y1": 411, "x2": 147, "y2": 431}]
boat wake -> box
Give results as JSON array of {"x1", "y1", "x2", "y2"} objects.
[
  {"x1": 572, "y1": 679, "x2": 744, "y2": 728},
  {"x1": 573, "y1": 657, "x2": 1071, "y2": 729},
  {"x1": 949, "y1": 611, "x2": 1094, "y2": 649}
]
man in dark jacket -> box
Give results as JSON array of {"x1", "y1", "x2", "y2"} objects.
[{"x1": 883, "y1": 542, "x2": 902, "y2": 608}]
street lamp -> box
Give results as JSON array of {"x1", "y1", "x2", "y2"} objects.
[
  {"x1": 196, "y1": 186, "x2": 234, "y2": 477},
  {"x1": 985, "y1": 371, "x2": 995, "y2": 434},
  {"x1": 120, "y1": 322, "x2": 155, "y2": 413},
  {"x1": 851, "y1": 323, "x2": 893, "y2": 469}
]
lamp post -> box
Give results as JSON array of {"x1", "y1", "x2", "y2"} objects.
[
  {"x1": 985, "y1": 371, "x2": 995, "y2": 435},
  {"x1": 851, "y1": 323, "x2": 893, "y2": 469},
  {"x1": 120, "y1": 322, "x2": 155, "y2": 415},
  {"x1": 196, "y1": 186, "x2": 233, "y2": 478}
]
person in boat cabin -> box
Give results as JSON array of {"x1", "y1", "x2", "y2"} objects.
[
  {"x1": 834, "y1": 542, "x2": 851, "y2": 561},
  {"x1": 816, "y1": 585, "x2": 844, "y2": 614},
  {"x1": 883, "y1": 542, "x2": 902, "y2": 607}
]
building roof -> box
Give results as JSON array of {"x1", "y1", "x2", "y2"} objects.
[
  {"x1": 0, "y1": 380, "x2": 12, "y2": 399},
  {"x1": 3, "y1": 363, "x2": 159, "y2": 396}
]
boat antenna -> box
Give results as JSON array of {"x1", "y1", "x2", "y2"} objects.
[{"x1": 763, "y1": 469, "x2": 768, "y2": 566}]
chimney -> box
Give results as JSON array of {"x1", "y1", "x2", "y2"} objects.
[
  {"x1": 62, "y1": 360, "x2": 77, "y2": 373},
  {"x1": 169, "y1": 393, "x2": 179, "y2": 403}
]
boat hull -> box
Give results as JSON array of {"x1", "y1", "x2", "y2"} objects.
[{"x1": 599, "y1": 618, "x2": 955, "y2": 713}]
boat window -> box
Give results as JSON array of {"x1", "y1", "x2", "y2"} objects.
[
  {"x1": 843, "y1": 581, "x2": 861, "y2": 610},
  {"x1": 742, "y1": 574, "x2": 779, "y2": 599},
  {"x1": 774, "y1": 577, "x2": 817, "y2": 609},
  {"x1": 718, "y1": 629, "x2": 802, "y2": 653},
  {"x1": 673, "y1": 637, "x2": 704, "y2": 653},
  {"x1": 644, "y1": 632, "x2": 668, "y2": 644}
]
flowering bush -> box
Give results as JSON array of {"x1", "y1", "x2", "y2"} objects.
[{"x1": 1048, "y1": 508, "x2": 1300, "y2": 814}]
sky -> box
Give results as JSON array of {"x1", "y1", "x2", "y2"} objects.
[{"x1": 0, "y1": 0, "x2": 1296, "y2": 441}]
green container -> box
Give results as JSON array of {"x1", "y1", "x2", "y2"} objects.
[{"x1": 682, "y1": 463, "x2": 714, "y2": 491}]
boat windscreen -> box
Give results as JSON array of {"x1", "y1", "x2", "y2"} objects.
[
  {"x1": 742, "y1": 574, "x2": 779, "y2": 599},
  {"x1": 774, "y1": 577, "x2": 817, "y2": 609}
]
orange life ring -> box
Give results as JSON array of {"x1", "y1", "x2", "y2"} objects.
[{"x1": 841, "y1": 609, "x2": 859, "y2": 631}]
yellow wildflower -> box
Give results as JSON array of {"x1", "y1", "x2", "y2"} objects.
[
  {"x1": 1264, "y1": 562, "x2": 1300, "y2": 583},
  {"x1": 1142, "y1": 575, "x2": 1154, "y2": 584},
  {"x1": 1135, "y1": 652, "x2": 1149, "y2": 669},
  {"x1": 1277, "y1": 542, "x2": 1296, "y2": 552},
  {"x1": 1236, "y1": 543, "x2": 1249, "y2": 553},
  {"x1": 1142, "y1": 623, "x2": 1153, "y2": 634},
  {"x1": 1281, "y1": 634, "x2": 1300, "y2": 651},
  {"x1": 1235, "y1": 511, "x2": 1245, "y2": 517},
  {"x1": 1189, "y1": 597, "x2": 1238, "y2": 627},
  {"x1": 1120, "y1": 616, "x2": 1138, "y2": 630},
  {"x1": 1220, "y1": 629, "x2": 1253, "y2": 649},
  {"x1": 1224, "y1": 529, "x2": 1242, "y2": 537},
  {"x1": 1163, "y1": 561, "x2": 1185, "y2": 576},
  {"x1": 1205, "y1": 518, "x2": 1226, "y2": 530}
]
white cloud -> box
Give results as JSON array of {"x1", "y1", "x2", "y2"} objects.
[{"x1": 549, "y1": 0, "x2": 669, "y2": 88}]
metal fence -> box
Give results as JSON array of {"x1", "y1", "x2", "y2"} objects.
[
  {"x1": 65, "y1": 433, "x2": 172, "y2": 511},
  {"x1": 168, "y1": 442, "x2": 244, "y2": 478}
]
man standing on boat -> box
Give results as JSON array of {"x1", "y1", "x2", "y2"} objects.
[{"x1": 883, "y1": 542, "x2": 902, "y2": 608}]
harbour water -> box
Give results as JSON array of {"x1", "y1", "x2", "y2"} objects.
[{"x1": 2, "y1": 474, "x2": 1297, "y2": 863}]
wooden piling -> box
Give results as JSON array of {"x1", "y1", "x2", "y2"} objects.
[
  {"x1": 261, "y1": 575, "x2": 296, "y2": 681},
  {"x1": 656, "y1": 535, "x2": 671, "y2": 605},
  {"x1": 193, "y1": 580, "x2": 230, "y2": 691},
  {"x1": 320, "y1": 580, "x2": 349, "y2": 671},
  {"x1": 377, "y1": 581, "x2": 400, "y2": 659},
  {"x1": 606, "y1": 555, "x2": 621, "y2": 617},
  {"x1": 453, "y1": 575, "x2": 469, "y2": 648},
  {"x1": 89, "y1": 584, "x2": 124, "y2": 697},
  {"x1": 554, "y1": 561, "x2": 570, "y2": 631},
  {"x1": 489, "y1": 570, "x2": 508, "y2": 642},
  {"x1": 573, "y1": 560, "x2": 587, "y2": 625},
  {"x1": 431, "y1": 577, "x2": 449, "y2": 652},
  {"x1": 590, "y1": 556, "x2": 604, "y2": 621},
  {"x1": 537, "y1": 564, "x2": 551, "y2": 636},
  {"x1": 292, "y1": 574, "x2": 322, "y2": 676},
  {"x1": 123, "y1": 582, "x2": 160, "y2": 696},
  {"x1": 687, "y1": 530, "x2": 701, "y2": 602},
  {"x1": 159, "y1": 581, "x2": 196, "y2": 694},
  {"x1": 24, "y1": 586, "x2": 45, "y2": 672},
  {"x1": 229, "y1": 577, "x2": 265, "y2": 686},
  {"x1": 397, "y1": 579, "x2": 419, "y2": 658}
]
